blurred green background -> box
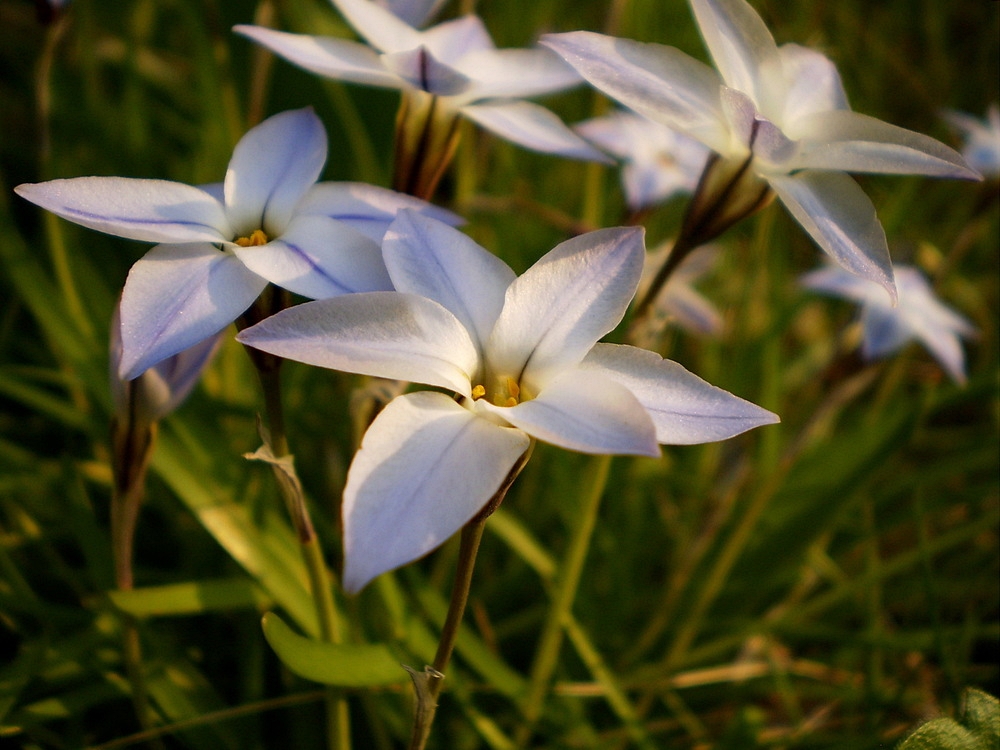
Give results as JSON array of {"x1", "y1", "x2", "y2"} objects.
[{"x1": 0, "y1": 0, "x2": 997, "y2": 748}]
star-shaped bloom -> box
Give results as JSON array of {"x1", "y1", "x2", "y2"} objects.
[
  {"x1": 234, "y1": 0, "x2": 604, "y2": 161},
  {"x1": 238, "y1": 210, "x2": 778, "y2": 592},
  {"x1": 944, "y1": 104, "x2": 1000, "y2": 178},
  {"x1": 15, "y1": 108, "x2": 460, "y2": 379},
  {"x1": 801, "y1": 264, "x2": 976, "y2": 384},
  {"x1": 542, "y1": 0, "x2": 979, "y2": 301},
  {"x1": 576, "y1": 109, "x2": 710, "y2": 211}
]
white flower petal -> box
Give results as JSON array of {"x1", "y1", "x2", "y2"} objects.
[
  {"x1": 461, "y1": 100, "x2": 610, "y2": 161},
  {"x1": 541, "y1": 32, "x2": 730, "y2": 154},
  {"x1": 381, "y1": 46, "x2": 471, "y2": 95},
  {"x1": 295, "y1": 181, "x2": 462, "y2": 241},
  {"x1": 768, "y1": 171, "x2": 896, "y2": 303},
  {"x1": 331, "y1": 0, "x2": 422, "y2": 53},
  {"x1": 658, "y1": 282, "x2": 723, "y2": 336},
  {"x1": 232, "y1": 215, "x2": 392, "y2": 299},
  {"x1": 234, "y1": 26, "x2": 403, "y2": 89},
  {"x1": 777, "y1": 44, "x2": 849, "y2": 127},
  {"x1": 581, "y1": 343, "x2": 779, "y2": 443},
  {"x1": 382, "y1": 211, "x2": 515, "y2": 352},
  {"x1": 419, "y1": 14, "x2": 494, "y2": 62},
  {"x1": 688, "y1": 0, "x2": 780, "y2": 106},
  {"x1": 791, "y1": 110, "x2": 980, "y2": 179},
  {"x1": 224, "y1": 109, "x2": 327, "y2": 237},
  {"x1": 476, "y1": 368, "x2": 658, "y2": 456},
  {"x1": 342, "y1": 391, "x2": 530, "y2": 593},
  {"x1": 459, "y1": 48, "x2": 580, "y2": 101},
  {"x1": 235, "y1": 292, "x2": 479, "y2": 396},
  {"x1": 14, "y1": 178, "x2": 230, "y2": 244},
  {"x1": 119, "y1": 244, "x2": 266, "y2": 379},
  {"x1": 487, "y1": 227, "x2": 645, "y2": 391}
]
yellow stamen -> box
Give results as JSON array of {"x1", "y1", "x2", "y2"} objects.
[
  {"x1": 506, "y1": 378, "x2": 519, "y2": 399},
  {"x1": 471, "y1": 384, "x2": 486, "y2": 399},
  {"x1": 504, "y1": 396, "x2": 518, "y2": 407},
  {"x1": 235, "y1": 229, "x2": 269, "y2": 247}
]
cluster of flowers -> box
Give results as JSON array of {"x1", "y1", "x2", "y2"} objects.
[{"x1": 16, "y1": 0, "x2": 984, "y2": 592}]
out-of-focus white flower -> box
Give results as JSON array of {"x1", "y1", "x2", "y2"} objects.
[
  {"x1": 802, "y1": 264, "x2": 976, "y2": 383},
  {"x1": 944, "y1": 104, "x2": 1000, "y2": 178},
  {"x1": 577, "y1": 109, "x2": 710, "y2": 210},
  {"x1": 636, "y1": 244, "x2": 722, "y2": 337},
  {"x1": 238, "y1": 211, "x2": 777, "y2": 591},
  {"x1": 542, "y1": 0, "x2": 980, "y2": 302}
]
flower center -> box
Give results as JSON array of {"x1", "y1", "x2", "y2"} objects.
[
  {"x1": 235, "y1": 229, "x2": 269, "y2": 247},
  {"x1": 471, "y1": 376, "x2": 522, "y2": 408}
]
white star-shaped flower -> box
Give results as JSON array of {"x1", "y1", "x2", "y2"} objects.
[
  {"x1": 234, "y1": 0, "x2": 605, "y2": 161},
  {"x1": 15, "y1": 108, "x2": 460, "y2": 379},
  {"x1": 577, "y1": 109, "x2": 710, "y2": 211},
  {"x1": 802, "y1": 264, "x2": 976, "y2": 383},
  {"x1": 542, "y1": 0, "x2": 979, "y2": 301},
  {"x1": 238, "y1": 211, "x2": 778, "y2": 591}
]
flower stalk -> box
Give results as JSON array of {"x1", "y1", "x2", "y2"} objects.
[
  {"x1": 238, "y1": 286, "x2": 349, "y2": 750},
  {"x1": 630, "y1": 150, "x2": 774, "y2": 329},
  {"x1": 407, "y1": 443, "x2": 533, "y2": 750}
]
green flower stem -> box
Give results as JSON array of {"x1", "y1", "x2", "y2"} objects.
[
  {"x1": 408, "y1": 516, "x2": 488, "y2": 750},
  {"x1": 109, "y1": 393, "x2": 163, "y2": 746},
  {"x1": 629, "y1": 151, "x2": 774, "y2": 328},
  {"x1": 252, "y1": 360, "x2": 350, "y2": 750},
  {"x1": 516, "y1": 453, "x2": 613, "y2": 745},
  {"x1": 239, "y1": 288, "x2": 349, "y2": 750},
  {"x1": 408, "y1": 444, "x2": 534, "y2": 750}
]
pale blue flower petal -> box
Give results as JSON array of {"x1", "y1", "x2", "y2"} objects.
[
  {"x1": 331, "y1": 0, "x2": 422, "y2": 53},
  {"x1": 461, "y1": 100, "x2": 611, "y2": 161},
  {"x1": 541, "y1": 32, "x2": 730, "y2": 154},
  {"x1": 374, "y1": 0, "x2": 446, "y2": 28},
  {"x1": 294, "y1": 181, "x2": 463, "y2": 241},
  {"x1": 487, "y1": 227, "x2": 645, "y2": 392},
  {"x1": 943, "y1": 104, "x2": 1000, "y2": 177},
  {"x1": 119, "y1": 243, "x2": 266, "y2": 379},
  {"x1": 232, "y1": 215, "x2": 392, "y2": 299},
  {"x1": 802, "y1": 264, "x2": 975, "y2": 383},
  {"x1": 860, "y1": 307, "x2": 911, "y2": 359},
  {"x1": 224, "y1": 108, "x2": 328, "y2": 237},
  {"x1": 476, "y1": 367, "x2": 659, "y2": 456},
  {"x1": 791, "y1": 110, "x2": 980, "y2": 179},
  {"x1": 768, "y1": 171, "x2": 896, "y2": 303},
  {"x1": 581, "y1": 343, "x2": 779, "y2": 443},
  {"x1": 15, "y1": 178, "x2": 231, "y2": 244},
  {"x1": 382, "y1": 211, "x2": 516, "y2": 352},
  {"x1": 342, "y1": 390, "x2": 530, "y2": 593},
  {"x1": 381, "y1": 46, "x2": 472, "y2": 95},
  {"x1": 234, "y1": 26, "x2": 403, "y2": 89},
  {"x1": 110, "y1": 300, "x2": 223, "y2": 423},
  {"x1": 236, "y1": 292, "x2": 479, "y2": 397}
]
